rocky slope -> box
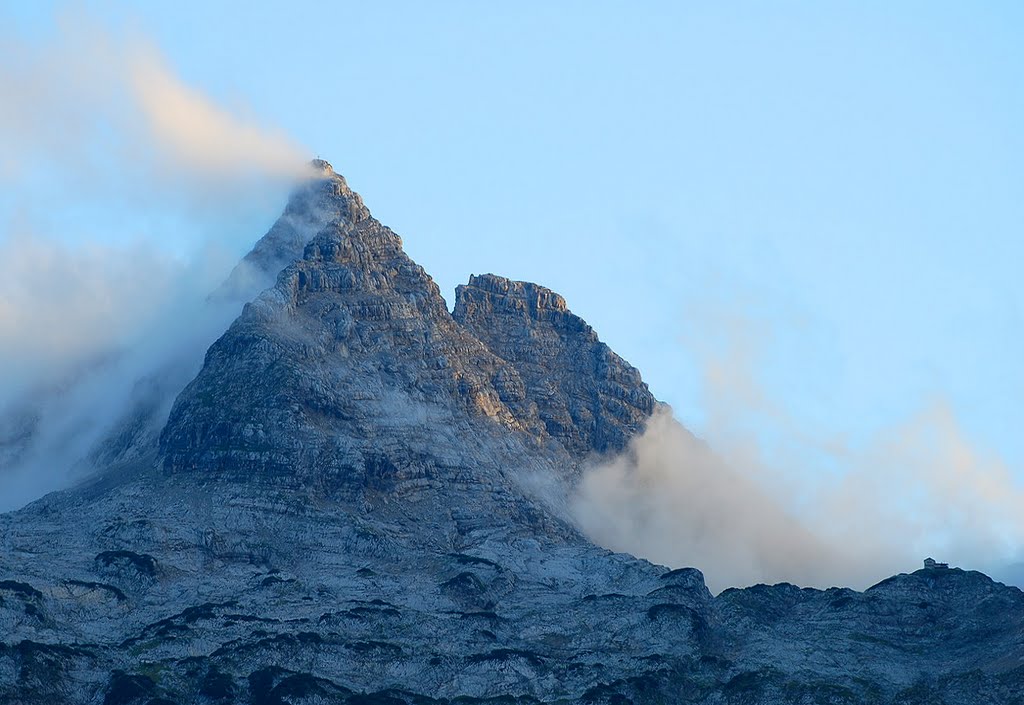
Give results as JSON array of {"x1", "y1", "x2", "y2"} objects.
[{"x1": 1, "y1": 162, "x2": 1023, "y2": 705}]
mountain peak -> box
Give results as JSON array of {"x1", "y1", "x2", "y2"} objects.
[
  {"x1": 217, "y1": 158, "x2": 367, "y2": 299},
  {"x1": 308, "y1": 157, "x2": 335, "y2": 175}
]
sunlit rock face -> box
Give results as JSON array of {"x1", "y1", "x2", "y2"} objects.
[
  {"x1": 454, "y1": 273, "x2": 656, "y2": 459},
  {"x1": 2, "y1": 164, "x2": 1024, "y2": 705}
]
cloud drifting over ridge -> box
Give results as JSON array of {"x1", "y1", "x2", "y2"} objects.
[
  {"x1": 0, "y1": 16, "x2": 310, "y2": 392},
  {"x1": 0, "y1": 228, "x2": 182, "y2": 392},
  {"x1": 573, "y1": 379, "x2": 1024, "y2": 594},
  {"x1": 0, "y1": 17, "x2": 307, "y2": 187},
  {"x1": 573, "y1": 408, "x2": 833, "y2": 592},
  {"x1": 0, "y1": 17, "x2": 309, "y2": 510},
  {"x1": 129, "y1": 47, "x2": 306, "y2": 179}
]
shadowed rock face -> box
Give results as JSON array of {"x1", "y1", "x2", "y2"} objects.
[{"x1": 2, "y1": 163, "x2": 1024, "y2": 705}]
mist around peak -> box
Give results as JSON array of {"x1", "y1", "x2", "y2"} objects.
[
  {"x1": 0, "y1": 16, "x2": 316, "y2": 510},
  {"x1": 573, "y1": 402, "x2": 1024, "y2": 594}
]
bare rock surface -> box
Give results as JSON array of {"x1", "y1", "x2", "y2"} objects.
[
  {"x1": 2, "y1": 163, "x2": 1023, "y2": 704},
  {"x1": 454, "y1": 274, "x2": 656, "y2": 459}
]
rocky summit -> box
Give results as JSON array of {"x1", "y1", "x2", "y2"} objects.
[{"x1": 2, "y1": 162, "x2": 1023, "y2": 705}]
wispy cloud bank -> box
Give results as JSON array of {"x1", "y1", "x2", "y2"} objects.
[
  {"x1": 128, "y1": 45, "x2": 306, "y2": 179},
  {"x1": 573, "y1": 407, "x2": 834, "y2": 592},
  {"x1": 573, "y1": 323, "x2": 1024, "y2": 593},
  {"x1": 0, "y1": 16, "x2": 306, "y2": 187},
  {"x1": 0, "y1": 228, "x2": 182, "y2": 396},
  {"x1": 0, "y1": 16, "x2": 309, "y2": 510}
]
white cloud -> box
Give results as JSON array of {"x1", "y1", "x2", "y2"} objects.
[
  {"x1": 0, "y1": 16, "x2": 307, "y2": 188},
  {"x1": 0, "y1": 15, "x2": 311, "y2": 510},
  {"x1": 573, "y1": 382, "x2": 1024, "y2": 593}
]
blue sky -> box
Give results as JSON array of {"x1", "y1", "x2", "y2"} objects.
[{"x1": 4, "y1": 2, "x2": 1024, "y2": 576}]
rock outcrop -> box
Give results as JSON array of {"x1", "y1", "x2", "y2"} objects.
[
  {"x1": 454, "y1": 274, "x2": 656, "y2": 458},
  {"x1": 1, "y1": 162, "x2": 1023, "y2": 705}
]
